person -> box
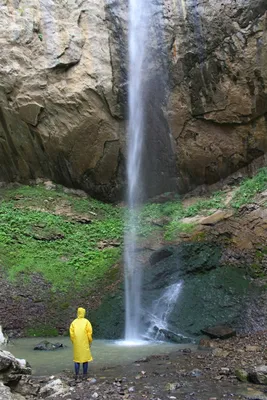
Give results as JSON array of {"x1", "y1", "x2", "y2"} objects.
[{"x1": 69, "y1": 307, "x2": 93, "y2": 380}]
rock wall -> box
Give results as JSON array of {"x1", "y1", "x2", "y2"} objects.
[
  {"x1": 0, "y1": 0, "x2": 267, "y2": 199},
  {"x1": 167, "y1": 0, "x2": 267, "y2": 192}
]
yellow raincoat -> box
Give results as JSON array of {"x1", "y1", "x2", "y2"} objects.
[{"x1": 69, "y1": 307, "x2": 93, "y2": 363}]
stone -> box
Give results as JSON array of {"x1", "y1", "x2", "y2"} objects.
[
  {"x1": 249, "y1": 365, "x2": 267, "y2": 385},
  {"x1": 200, "y1": 210, "x2": 234, "y2": 226},
  {"x1": 213, "y1": 348, "x2": 230, "y2": 358},
  {"x1": 190, "y1": 369, "x2": 202, "y2": 377},
  {"x1": 33, "y1": 341, "x2": 64, "y2": 351},
  {"x1": 201, "y1": 325, "x2": 236, "y2": 339},
  {"x1": 0, "y1": 350, "x2": 14, "y2": 372},
  {"x1": 245, "y1": 345, "x2": 261, "y2": 352},
  {"x1": 0, "y1": 382, "x2": 25, "y2": 400},
  {"x1": 18, "y1": 103, "x2": 43, "y2": 126},
  {"x1": 220, "y1": 367, "x2": 230, "y2": 375},
  {"x1": 238, "y1": 388, "x2": 267, "y2": 400},
  {"x1": 1, "y1": 0, "x2": 267, "y2": 200},
  {"x1": 149, "y1": 248, "x2": 173, "y2": 266},
  {"x1": 235, "y1": 368, "x2": 248, "y2": 382},
  {"x1": 0, "y1": 350, "x2": 31, "y2": 387},
  {"x1": 39, "y1": 378, "x2": 69, "y2": 398}
]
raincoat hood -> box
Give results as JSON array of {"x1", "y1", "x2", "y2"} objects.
[{"x1": 77, "y1": 307, "x2": 86, "y2": 319}]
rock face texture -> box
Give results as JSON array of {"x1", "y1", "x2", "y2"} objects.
[
  {"x1": 0, "y1": 0, "x2": 126, "y2": 201},
  {"x1": 0, "y1": 0, "x2": 267, "y2": 199},
  {"x1": 167, "y1": 0, "x2": 267, "y2": 192}
]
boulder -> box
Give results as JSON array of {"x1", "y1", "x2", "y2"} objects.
[
  {"x1": 39, "y1": 378, "x2": 69, "y2": 398},
  {"x1": 33, "y1": 340, "x2": 64, "y2": 351},
  {"x1": 0, "y1": 350, "x2": 31, "y2": 385},
  {"x1": 149, "y1": 249, "x2": 173, "y2": 266},
  {"x1": 201, "y1": 325, "x2": 236, "y2": 339},
  {"x1": 249, "y1": 365, "x2": 267, "y2": 385},
  {"x1": 235, "y1": 368, "x2": 248, "y2": 382},
  {"x1": 0, "y1": 382, "x2": 25, "y2": 400}
]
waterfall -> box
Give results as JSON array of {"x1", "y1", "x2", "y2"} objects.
[
  {"x1": 124, "y1": 0, "x2": 151, "y2": 342},
  {"x1": 146, "y1": 282, "x2": 183, "y2": 340},
  {"x1": 0, "y1": 325, "x2": 7, "y2": 345}
]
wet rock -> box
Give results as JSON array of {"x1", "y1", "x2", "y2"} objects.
[
  {"x1": 201, "y1": 325, "x2": 236, "y2": 339},
  {"x1": 235, "y1": 368, "x2": 248, "y2": 382},
  {"x1": 213, "y1": 348, "x2": 230, "y2": 358},
  {"x1": 149, "y1": 248, "x2": 173, "y2": 266},
  {"x1": 33, "y1": 340, "x2": 65, "y2": 351},
  {"x1": 0, "y1": 382, "x2": 25, "y2": 400},
  {"x1": 14, "y1": 376, "x2": 41, "y2": 397},
  {"x1": 239, "y1": 388, "x2": 267, "y2": 400},
  {"x1": 249, "y1": 365, "x2": 267, "y2": 385},
  {"x1": 39, "y1": 378, "x2": 69, "y2": 398},
  {"x1": 166, "y1": 382, "x2": 181, "y2": 391},
  {"x1": 0, "y1": 350, "x2": 31, "y2": 388},
  {"x1": 190, "y1": 369, "x2": 202, "y2": 377},
  {"x1": 0, "y1": 350, "x2": 13, "y2": 371},
  {"x1": 153, "y1": 327, "x2": 192, "y2": 344},
  {"x1": 198, "y1": 339, "x2": 216, "y2": 350}
]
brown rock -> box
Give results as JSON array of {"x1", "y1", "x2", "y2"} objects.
[
  {"x1": 202, "y1": 325, "x2": 236, "y2": 339},
  {"x1": 200, "y1": 210, "x2": 234, "y2": 226}
]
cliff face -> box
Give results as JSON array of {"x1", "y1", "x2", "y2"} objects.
[
  {"x1": 0, "y1": 0, "x2": 127, "y2": 201},
  {"x1": 0, "y1": 0, "x2": 267, "y2": 200},
  {"x1": 167, "y1": 0, "x2": 267, "y2": 192}
]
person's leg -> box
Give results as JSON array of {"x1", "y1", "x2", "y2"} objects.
[
  {"x1": 74, "y1": 362, "x2": 80, "y2": 379},
  {"x1": 83, "y1": 362, "x2": 88, "y2": 377}
]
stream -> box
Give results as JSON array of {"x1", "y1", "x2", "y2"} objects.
[{"x1": 0, "y1": 337, "x2": 195, "y2": 376}]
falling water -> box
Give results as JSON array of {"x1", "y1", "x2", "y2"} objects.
[
  {"x1": 124, "y1": 0, "x2": 151, "y2": 342},
  {"x1": 146, "y1": 282, "x2": 183, "y2": 340}
]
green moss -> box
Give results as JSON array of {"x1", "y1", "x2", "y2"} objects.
[
  {"x1": 25, "y1": 325, "x2": 59, "y2": 337},
  {"x1": 0, "y1": 185, "x2": 123, "y2": 292},
  {"x1": 248, "y1": 263, "x2": 265, "y2": 278},
  {"x1": 231, "y1": 168, "x2": 267, "y2": 209},
  {"x1": 164, "y1": 222, "x2": 196, "y2": 240}
]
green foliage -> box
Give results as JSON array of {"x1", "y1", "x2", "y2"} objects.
[
  {"x1": 25, "y1": 325, "x2": 58, "y2": 337},
  {"x1": 183, "y1": 192, "x2": 225, "y2": 217},
  {"x1": 164, "y1": 222, "x2": 196, "y2": 240},
  {"x1": 38, "y1": 33, "x2": 43, "y2": 41},
  {"x1": 0, "y1": 186, "x2": 123, "y2": 292},
  {"x1": 231, "y1": 168, "x2": 267, "y2": 209},
  {"x1": 135, "y1": 191, "x2": 225, "y2": 240}
]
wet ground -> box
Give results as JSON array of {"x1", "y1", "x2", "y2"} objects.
[{"x1": 49, "y1": 332, "x2": 267, "y2": 400}]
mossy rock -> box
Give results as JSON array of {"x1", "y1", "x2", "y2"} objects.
[
  {"x1": 142, "y1": 242, "x2": 262, "y2": 338},
  {"x1": 90, "y1": 286, "x2": 124, "y2": 339}
]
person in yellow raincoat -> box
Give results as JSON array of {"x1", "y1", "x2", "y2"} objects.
[{"x1": 69, "y1": 307, "x2": 93, "y2": 379}]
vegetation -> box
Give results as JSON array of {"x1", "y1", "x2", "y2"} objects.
[
  {"x1": 25, "y1": 325, "x2": 59, "y2": 337},
  {"x1": 231, "y1": 167, "x2": 267, "y2": 208},
  {"x1": 1, "y1": 168, "x2": 267, "y2": 293},
  {"x1": 0, "y1": 185, "x2": 123, "y2": 292}
]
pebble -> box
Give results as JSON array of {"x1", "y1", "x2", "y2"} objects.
[{"x1": 92, "y1": 393, "x2": 99, "y2": 398}]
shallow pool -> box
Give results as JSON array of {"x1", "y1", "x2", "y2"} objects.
[{"x1": 1, "y1": 338, "x2": 195, "y2": 376}]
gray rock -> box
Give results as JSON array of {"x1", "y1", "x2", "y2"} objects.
[
  {"x1": 34, "y1": 340, "x2": 65, "y2": 351},
  {"x1": 249, "y1": 365, "x2": 267, "y2": 385},
  {"x1": 201, "y1": 325, "x2": 236, "y2": 339},
  {"x1": 0, "y1": 0, "x2": 267, "y2": 200},
  {"x1": 0, "y1": 350, "x2": 13, "y2": 372}
]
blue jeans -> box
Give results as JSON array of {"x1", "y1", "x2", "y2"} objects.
[{"x1": 74, "y1": 362, "x2": 88, "y2": 376}]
